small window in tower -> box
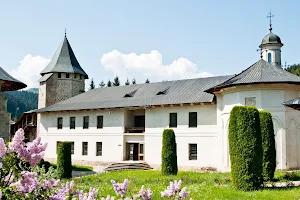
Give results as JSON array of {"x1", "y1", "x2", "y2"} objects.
[
  {"x1": 58, "y1": 73, "x2": 61, "y2": 78},
  {"x1": 66, "y1": 73, "x2": 70, "y2": 78},
  {"x1": 80, "y1": 75, "x2": 83, "y2": 80},
  {"x1": 268, "y1": 53, "x2": 272, "y2": 63},
  {"x1": 74, "y1": 74, "x2": 77, "y2": 79}
]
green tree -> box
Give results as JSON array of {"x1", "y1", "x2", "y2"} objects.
[
  {"x1": 285, "y1": 64, "x2": 300, "y2": 76},
  {"x1": 125, "y1": 78, "x2": 130, "y2": 85},
  {"x1": 161, "y1": 129, "x2": 178, "y2": 175},
  {"x1": 99, "y1": 80, "x2": 105, "y2": 88},
  {"x1": 259, "y1": 110, "x2": 276, "y2": 181},
  {"x1": 107, "y1": 80, "x2": 112, "y2": 87},
  {"x1": 113, "y1": 76, "x2": 120, "y2": 86},
  {"x1": 132, "y1": 78, "x2": 136, "y2": 85},
  {"x1": 89, "y1": 78, "x2": 95, "y2": 90},
  {"x1": 145, "y1": 79, "x2": 150, "y2": 83},
  {"x1": 229, "y1": 106, "x2": 263, "y2": 191},
  {"x1": 57, "y1": 142, "x2": 72, "y2": 179}
]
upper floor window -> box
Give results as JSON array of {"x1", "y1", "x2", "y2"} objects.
[
  {"x1": 189, "y1": 144, "x2": 197, "y2": 160},
  {"x1": 268, "y1": 52, "x2": 272, "y2": 63},
  {"x1": 70, "y1": 117, "x2": 76, "y2": 129},
  {"x1": 245, "y1": 97, "x2": 256, "y2": 106},
  {"x1": 66, "y1": 73, "x2": 70, "y2": 78},
  {"x1": 83, "y1": 116, "x2": 89, "y2": 129},
  {"x1": 169, "y1": 113, "x2": 177, "y2": 128},
  {"x1": 189, "y1": 112, "x2": 197, "y2": 128},
  {"x1": 57, "y1": 117, "x2": 63, "y2": 129},
  {"x1": 58, "y1": 73, "x2": 61, "y2": 78},
  {"x1": 97, "y1": 116, "x2": 103, "y2": 129},
  {"x1": 80, "y1": 75, "x2": 83, "y2": 80}
]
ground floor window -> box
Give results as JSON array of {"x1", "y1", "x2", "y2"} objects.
[
  {"x1": 96, "y1": 142, "x2": 102, "y2": 156},
  {"x1": 82, "y1": 142, "x2": 88, "y2": 155},
  {"x1": 189, "y1": 144, "x2": 197, "y2": 160}
]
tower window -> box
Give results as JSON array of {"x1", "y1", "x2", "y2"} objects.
[
  {"x1": 66, "y1": 73, "x2": 70, "y2": 78},
  {"x1": 268, "y1": 53, "x2": 272, "y2": 63},
  {"x1": 58, "y1": 73, "x2": 61, "y2": 78},
  {"x1": 80, "y1": 75, "x2": 83, "y2": 79},
  {"x1": 74, "y1": 74, "x2": 77, "y2": 79}
]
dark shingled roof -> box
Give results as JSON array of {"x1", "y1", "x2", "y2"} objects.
[
  {"x1": 37, "y1": 75, "x2": 232, "y2": 112},
  {"x1": 283, "y1": 97, "x2": 300, "y2": 110},
  {"x1": 0, "y1": 66, "x2": 26, "y2": 91},
  {"x1": 206, "y1": 59, "x2": 300, "y2": 93},
  {"x1": 260, "y1": 31, "x2": 283, "y2": 47},
  {"x1": 40, "y1": 36, "x2": 88, "y2": 79}
]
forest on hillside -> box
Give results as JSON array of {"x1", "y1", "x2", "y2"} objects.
[{"x1": 4, "y1": 90, "x2": 38, "y2": 121}]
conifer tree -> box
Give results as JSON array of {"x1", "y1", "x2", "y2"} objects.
[
  {"x1": 107, "y1": 80, "x2": 112, "y2": 87},
  {"x1": 113, "y1": 76, "x2": 120, "y2": 86},
  {"x1": 145, "y1": 79, "x2": 150, "y2": 83},
  {"x1": 89, "y1": 78, "x2": 95, "y2": 90},
  {"x1": 99, "y1": 80, "x2": 105, "y2": 88},
  {"x1": 132, "y1": 78, "x2": 136, "y2": 85},
  {"x1": 125, "y1": 78, "x2": 130, "y2": 85}
]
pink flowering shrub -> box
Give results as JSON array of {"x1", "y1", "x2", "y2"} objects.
[{"x1": 0, "y1": 129, "x2": 191, "y2": 200}]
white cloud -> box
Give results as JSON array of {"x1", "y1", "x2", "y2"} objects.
[
  {"x1": 100, "y1": 50, "x2": 212, "y2": 83},
  {"x1": 10, "y1": 54, "x2": 50, "y2": 89}
]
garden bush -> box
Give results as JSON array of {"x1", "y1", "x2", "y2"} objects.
[
  {"x1": 161, "y1": 129, "x2": 178, "y2": 175},
  {"x1": 229, "y1": 106, "x2": 263, "y2": 190},
  {"x1": 57, "y1": 141, "x2": 72, "y2": 179},
  {"x1": 259, "y1": 110, "x2": 276, "y2": 181},
  {"x1": 37, "y1": 159, "x2": 51, "y2": 172}
]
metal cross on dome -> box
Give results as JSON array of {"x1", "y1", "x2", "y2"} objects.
[{"x1": 267, "y1": 11, "x2": 274, "y2": 31}]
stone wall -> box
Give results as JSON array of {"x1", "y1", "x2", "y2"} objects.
[{"x1": 0, "y1": 93, "x2": 11, "y2": 141}]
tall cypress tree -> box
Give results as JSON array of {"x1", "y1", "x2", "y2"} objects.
[
  {"x1": 89, "y1": 78, "x2": 95, "y2": 90},
  {"x1": 107, "y1": 80, "x2": 112, "y2": 87},
  {"x1": 113, "y1": 76, "x2": 120, "y2": 86},
  {"x1": 99, "y1": 80, "x2": 105, "y2": 88},
  {"x1": 161, "y1": 129, "x2": 178, "y2": 175},
  {"x1": 125, "y1": 78, "x2": 130, "y2": 85}
]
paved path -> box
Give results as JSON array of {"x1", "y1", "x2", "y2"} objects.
[{"x1": 72, "y1": 165, "x2": 106, "y2": 177}]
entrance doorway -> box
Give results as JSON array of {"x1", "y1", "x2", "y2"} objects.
[{"x1": 126, "y1": 143, "x2": 144, "y2": 161}]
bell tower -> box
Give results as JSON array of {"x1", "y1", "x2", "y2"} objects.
[
  {"x1": 259, "y1": 11, "x2": 283, "y2": 66},
  {"x1": 38, "y1": 34, "x2": 89, "y2": 109}
]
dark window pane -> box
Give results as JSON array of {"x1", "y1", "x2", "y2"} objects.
[
  {"x1": 57, "y1": 117, "x2": 63, "y2": 129},
  {"x1": 189, "y1": 112, "x2": 197, "y2": 127},
  {"x1": 74, "y1": 74, "x2": 77, "y2": 79},
  {"x1": 71, "y1": 142, "x2": 74, "y2": 154},
  {"x1": 96, "y1": 142, "x2": 102, "y2": 156},
  {"x1": 83, "y1": 116, "x2": 89, "y2": 129},
  {"x1": 66, "y1": 73, "x2": 70, "y2": 78},
  {"x1": 169, "y1": 113, "x2": 177, "y2": 127},
  {"x1": 80, "y1": 75, "x2": 82, "y2": 79},
  {"x1": 268, "y1": 53, "x2": 272, "y2": 63},
  {"x1": 97, "y1": 116, "x2": 103, "y2": 129},
  {"x1": 139, "y1": 144, "x2": 144, "y2": 154},
  {"x1": 70, "y1": 117, "x2": 76, "y2": 129},
  {"x1": 189, "y1": 144, "x2": 197, "y2": 160},
  {"x1": 58, "y1": 73, "x2": 61, "y2": 78},
  {"x1": 82, "y1": 142, "x2": 88, "y2": 155}
]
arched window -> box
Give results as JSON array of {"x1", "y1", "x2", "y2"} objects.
[{"x1": 268, "y1": 52, "x2": 272, "y2": 63}]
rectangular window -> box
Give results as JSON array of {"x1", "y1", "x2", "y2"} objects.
[
  {"x1": 82, "y1": 142, "x2": 88, "y2": 155},
  {"x1": 80, "y1": 75, "x2": 82, "y2": 79},
  {"x1": 245, "y1": 97, "x2": 256, "y2": 106},
  {"x1": 57, "y1": 117, "x2": 63, "y2": 129},
  {"x1": 97, "y1": 116, "x2": 103, "y2": 129},
  {"x1": 169, "y1": 113, "x2": 177, "y2": 128},
  {"x1": 58, "y1": 73, "x2": 61, "y2": 78},
  {"x1": 70, "y1": 117, "x2": 76, "y2": 129},
  {"x1": 96, "y1": 142, "x2": 102, "y2": 156},
  {"x1": 71, "y1": 142, "x2": 74, "y2": 155},
  {"x1": 139, "y1": 143, "x2": 144, "y2": 154},
  {"x1": 189, "y1": 112, "x2": 197, "y2": 127},
  {"x1": 66, "y1": 73, "x2": 70, "y2": 78},
  {"x1": 74, "y1": 74, "x2": 77, "y2": 79},
  {"x1": 83, "y1": 116, "x2": 89, "y2": 129},
  {"x1": 189, "y1": 144, "x2": 197, "y2": 160}
]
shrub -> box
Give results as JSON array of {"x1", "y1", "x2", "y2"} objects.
[
  {"x1": 37, "y1": 159, "x2": 51, "y2": 172},
  {"x1": 259, "y1": 110, "x2": 276, "y2": 181},
  {"x1": 229, "y1": 106, "x2": 263, "y2": 190},
  {"x1": 57, "y1": 142, "x2": 72, "y2": 179},
  {"x1": 161, "y1": 129, "x2": 178, "y2": 175}
]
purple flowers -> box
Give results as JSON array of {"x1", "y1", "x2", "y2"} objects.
[
  {"x1": 111, "y1": 179, "x2": 129, "y2": 196},
  {"x1": 0, "y1": 138, "x2": 7, "y2": 158},
  {"x1": 161, "y1": 180, "x2": 190, "y2": 199},
  {"x1": 134, "y1": 185, "x2": 153, "y2": 200}
]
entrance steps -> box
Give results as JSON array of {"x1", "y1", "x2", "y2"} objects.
[{"x1": 103, "y1": 161, "x2": 153, "y2": 172}]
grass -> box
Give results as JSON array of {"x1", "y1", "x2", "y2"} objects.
[
  {"x1": 50, "y1": 163, "x2": 93, "y2": 171},
  {"x1": 69, "y1": 170, "x2": 300, "y2": 200}
]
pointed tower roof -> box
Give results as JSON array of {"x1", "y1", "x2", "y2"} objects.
[
  {"x1": 206, "y1": 59, "x2": 300, "y2": 93},
  {"x1": 0, "y1": 66, "x2": 26, "y2": 91},
  {"x1": 40, "y1": 35, "x2": 88, "y2": 79}
]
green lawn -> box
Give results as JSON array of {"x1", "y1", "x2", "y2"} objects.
[
  {"x1": 70, "y1": 170, "x2": 300, "y2": 200},
  {"x1": 50, "y1": 163, "x2": 93, "y2": 171}
]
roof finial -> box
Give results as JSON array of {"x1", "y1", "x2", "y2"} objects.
[
  {"x1": 64, "y1": 27, "x2": 67, "y2": 37},
  {"x1": 267, "y1": 11, "x2": 274, "y2": 32}
]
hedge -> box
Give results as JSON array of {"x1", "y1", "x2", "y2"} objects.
[
  {"x1": 57, "y1": 142, "x2": 72, "y2": 179},
  {"x1": 259, "y1": 110, "x2": 276, "y2": 181},
  {"x1": 229, "y1": 106, "x2": 263, "y2": 190},
  {"x1": 161, "y1": 129, "x2": 178, "y2": 175}
]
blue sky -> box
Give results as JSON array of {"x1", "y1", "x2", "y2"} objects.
[{"x1": 0, "y1": 0, "x2": 299, "y2": 88}]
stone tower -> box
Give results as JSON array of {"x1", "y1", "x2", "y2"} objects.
[
  {"x1": 38, "y1": 34, "x2": 89, "y2": 109},
  {"x1": 259, "y1": 22, "x2": 283, "y2": 65}
]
